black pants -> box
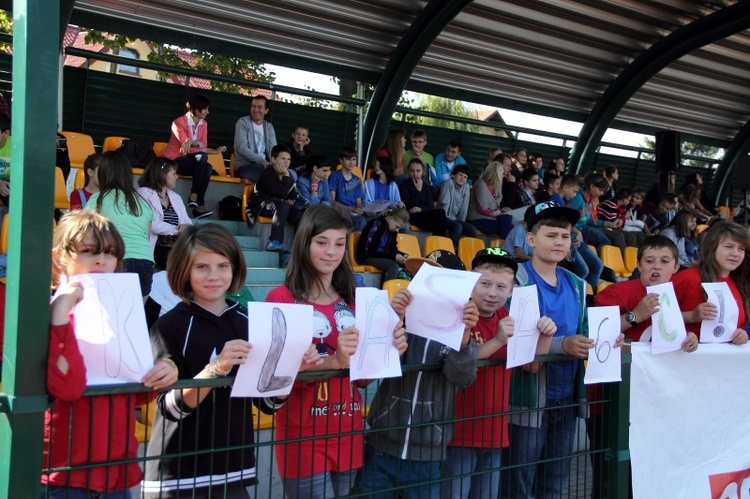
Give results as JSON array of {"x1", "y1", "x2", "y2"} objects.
[
  {"x1": 408, "y1": 208, "x2": 448, "y2": 237},
  {"x1": 262, "y1": 199, "x2": 303, "y2": 244},
  {"x1": 175, "y1": 153, "x2": 212, "y2": 206}
]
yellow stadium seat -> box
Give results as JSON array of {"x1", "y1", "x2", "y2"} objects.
[
  {"x1": 0, "y1": 213, "x2": 9, "y2": 254},
  {"x1": 424, "y1": 235, "x2": 454, "y2": 254},
  {"x1": 396, "y1": 233, "x2": 422, "y2": 259},
  {"x1": 587, "y1": 283, "x2": 594, "y2": 295},
  {"x1": 229, "y1": 153, "x2": 252, "y2": 184},
  {"x1": 241, "y1": 184, "x2": 253, "y2": 223},
  {"x1": 490, "y1": 238, "x2": 505, "y2": 248},
  {"x1": 251, "y1": 404, "x2": 275, "y2": 430},
  {"x1": 152, "y1": 141, "x2": 168, "y2": 157},
  {"x1": 335, "y1": 163, "x2": 364, "y2": 180},
  {"x1": 597, "y1": 281, "x2": 613, "y2": 294},
  {"x1": 102, "y1": 136, "x2": 128, "y2": 153},
  {"x1": 73, "y1": 168, "x2": 85, "y2": 189},
  {"x1": 383, "y1": 279, "x2": 410, "y2": 301},
  {"x1": 717, "y1": 206, "x2": 731, "y2": 219},
  {"x1": 458, "y1": 237, "x2": 486, "y2": 270},
  {"x1": 348, "y1": 231, "x2": 381, "y2": 273},
  {"x1": 59, "y1": 131, "x2": 95, "y2": 169},
  {"x1": 695, "y1": 224, "x2": 709, "y2": 235},
  {"x1": 54, "y1": 168, "x2": 70, "y2": 210},
  {"x1": 588, "y1": 244, "x2": 598, "y2": 255},
  {"x1": 208, "y1": 152, "x2": 226, "y2": 176},
  {"x1": 624, "y1": 246, "x2": 638, "y2": 275},
  {"x1": 600, "y1": 245, "x2": 629, "y2": 278}
]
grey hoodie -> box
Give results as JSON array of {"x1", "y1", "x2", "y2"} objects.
[{"x1": 365, "y1": 333, "x2": 478, "y2": 461}]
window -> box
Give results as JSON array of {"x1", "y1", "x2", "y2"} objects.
[{"x1": 117, "y1": 48, "x2": 140, "y2": 76}]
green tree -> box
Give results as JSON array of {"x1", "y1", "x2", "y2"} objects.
[
  {"x1": 641, "y1": 136, "x2": 722, "y2": 169},
  {"x1": 407, "y1": 94, "x2": 483, "y2": 132},
  {"x1": 83, "y1": 29, "x2": 275, "y2": 94},
  {"x1": 0, "y1": 10, "x2": 12, "y2": 52}
]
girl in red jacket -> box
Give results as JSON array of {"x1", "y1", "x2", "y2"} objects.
[{"x1": 43, "y1": 211, "x2": 177, "y2": 497}]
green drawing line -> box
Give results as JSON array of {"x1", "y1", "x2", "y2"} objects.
[{"x1": 658, "y1": 292, "x2": 678, "y2": 342}]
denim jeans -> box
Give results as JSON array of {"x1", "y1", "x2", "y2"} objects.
[
  {"x1": 468, "y1": 215, "x2": 514, "y2": 239},
  {"x1": 442, "y1": 446, "x2": 502, "y2": 499},
  {"x1": 566, "y1": 243, "x2": 604, "y2": 288},
  {"x1": 357, "y1": 446, "x2": 442, "y2": 499},
  {"x1": 44, "y1": 486, "x2": 130, "y2": 499},
  {"x1": 282, "y1": 469, "x2": 357, "y2": 498},
  {"x1": 446, "y1": 219, "x2": 478, "y2": 249},
  {"x1": 234, "y1": 162, "x2": 266, "y2": 182},
  {"x1": 504, "y1": 398, "x2": 577, "y2": 499}
]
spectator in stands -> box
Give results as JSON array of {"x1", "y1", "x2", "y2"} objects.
[
  {"x1": 164, "y1": 94, "x2": 226, "y2": 219},
  {"x1": 680, "y1": 172, "x2": 718, "y2": 215},
  {"x1": 503, "y1": 206, "x2": 535, "y2": 262},
  {"x1": 679, "y1": 183, "x2": 714, "y2": 223},
  {"x1": 44, "y1": 211, "x2": 177, "y2": 498},
  {"x1": 641, "y1": 193, "x2": 677, "y2": 235},
  {"x1": 582, "y1": 172, "x2": 628, "y2": 251},
  {"x1": 645, "y1": 170, "x2": 676, "y2": 206},
  {"x1": 433, "y1": 139, "x2": 467, "y2": 188},
  {"x1": 360, "y1": 279, "x2": 478, "y2": 498},
  {"x1": 600, "y1": 165, "x2": 619, "y2": 202},
  {"x1": 510, "y1": 148, "x2": 527, "y2": 179},
  {"x1": 622, "y1": 186, "x2": 649, "y2": 236},
  {"x1": 87, "y1": 151, "x2": 154, "y2": 301},
  {"x1": 285, "y1": 124, "x2": 311, "y2": 175},
  {"x1": 357, "y1": 207, "x2": 410, "y2": 282},
  {"x1": 376, "y1": 128, "x2": 407, "y2": 177},
  {"x1": 329, "y1": 146, "x2": 366, "y2": 231},
  {"x1": 234, "y1": 94, "x2": 277, "y2": 181},
  {"x1": 0, "y1": 114, "x2": 10, "y2": 206},
  {"x1": 295, "y1": 154, "x2": 332, "y2": 211},
  {"x1": 673, "y1": 219, "x2": 750, "y2": 345},
  {"x1": 404, "y1": 129, "x2": 434, "y2": 173},
  {"x1": 246, "y1": 144, "x2": 303, "y2": 253},
  {"x1": 399, "y1": 157, "x2": 448, "y2": 236},
  {"x1": 597, "y1": 187, "x2": 646, "y2": 247},
  {"x1": 506, "y1": 202, "x2": 604, "y2": 499},
  {"x1": 547, "y1": 157, "x2": 566, "y2": 177},
  {"x1": 515, "y1": 168, "x2": 540, "y2": 207},
  {"x1": 659, "y1": 210, "x2": 699, "y2": 268},
  {"x1": 439, "y1": 163, "x2": 478, "y2": 249},
  {"x1": 536, "y1": 172, "x2": 560, "y2": 204},
  {"x1": 137, "y1": 157, "x2": 192, "y2": 269},
  {"x1": 70, "y1": 153, "x2": 101, "y2": 210},
  {"x1": 364, "y1": 156, "x2": 403, "y2": 211},
  {"x1": 467, "y1": 157, "x2": 514, "y2": 239},
  {"x1": 480, "y1": 147, "x2": 504, "y2": 174},
  {"x1": 500, "y1": 156, "x2": 520, "y2": 211}
]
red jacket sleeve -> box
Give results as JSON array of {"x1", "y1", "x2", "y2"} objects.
[{"x1": 47, "y1": 321, "x2": 87, "y2": 402}]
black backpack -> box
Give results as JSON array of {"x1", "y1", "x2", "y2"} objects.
[
  {"x1": 219, "y1": 195, "x2": 243, "y2": 221},
  {"x1": 118, "y1": 139, "x2": 157, "y2": 168}
]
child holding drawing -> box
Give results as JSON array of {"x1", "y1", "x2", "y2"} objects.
[
  {"x1": 672, "y1": 219, "x2": 749, "y2": 345},
  {"x1": 43, "y1": 211, "x2": 178, "y2": 496},
  {"x1": 442, "y1": 247, "x2": 557, "y2": 499},
  {"x1": 143, "y1": 224, "x2": 319, "y2": 498},
  {"x1": 359, "y1": 258, "x2": 480, "y2": 498},
  {"x1": 266, "y1": 204, "x2": 407, "y2": 498}
]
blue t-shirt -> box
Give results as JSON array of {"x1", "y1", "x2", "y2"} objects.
[
  {"x1": 503, "y1": 224, "x2": 532, "y2": 258},
  {"x1": 550, "y1": 193, "x2": 565, "y2": 207},
  {"x1": 328, "y1": 170, "x2": 363, "y2": 208},
  {"x1": 522, "y1": 261, "x2": 579, "y2": 400},
  {"x1": 433, "y1": 153, "x2": 467, "y2": 188}
]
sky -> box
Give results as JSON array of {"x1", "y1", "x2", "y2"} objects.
[{"x1": 267, "y1": 65, "x2": 651, "y2": 158}]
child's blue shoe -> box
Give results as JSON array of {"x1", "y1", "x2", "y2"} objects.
[{"x1": 265, "y1": 240, "x2": 284, "y2": 252}]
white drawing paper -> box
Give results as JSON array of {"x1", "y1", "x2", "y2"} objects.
[
  {"x1": 232, "y1": 302, "x2": 313, "y2": 398},
  {"x1": 506, "y1": 285, "x2": 541, "y2": 369},
  {"x1": 646, "y1": 282, "x2": 687, "y2": 355},
  {"x1": 699, "y1": 282, "x2": 739, "y2": 343},
  {"x1": 405, "y1": 263, "x2": 481, "y2": 350},
  {"x1": 350, "y1": 287, "x2": 402, "y2": 381},
  {"x1": 362, "y1": 202, "x2": 391, "y2": 214},
  {"x1": 71, "y1": 273, "x2": 154, "y2": 385},
  {"x1": 584, "y1": 306, "x2": 622, "y2": 384}
]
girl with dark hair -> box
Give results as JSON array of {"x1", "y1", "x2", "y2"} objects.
[
  {"x1": 673, "y1": 219, "x2": 750, "y2": 345},
  {"x1": 357, "y1": 206, "x2": 410, "y2": 282},
  {"x1": 295, "y1": 153, "x2": 332, "y2": 210},
  {"x1": 679, "y1": 183, "x2": 713, "y2": 223},
  {"x1": 659, "y1": 210, "x2": 699, "y2": 268},
  {"x1": 266, "y1": 204, "x2": 407, "y2": 497},
  {"x1": 399, "y1": 157, "x2": 448, "y2": 236},
  {"x1": 138, "y1": 157, "x2": 192, "y2": 268},
  {"x1": 364, "y1": 156, "x2": 404, "y2": 211},
  {"x1": 164, "y1": 94, "x2": 227, "y2": 218},
  {"x1": 86, "y1": 151, "x2": 154, "y2": 300},
  {"x1": 375, "y1": 128, "x2": 406, "y2": 176}
]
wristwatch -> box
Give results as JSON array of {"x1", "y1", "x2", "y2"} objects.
[{"x1": 625, "y1": 311, "x2": 638, "y2": 328}]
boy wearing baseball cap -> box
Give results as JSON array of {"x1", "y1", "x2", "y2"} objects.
[
  {"x1": 505, "y1": 201, "x2": 594, "y2": 498},
  {"x1": 443, "y1": 247, "x2": 557, "y2": 498}
]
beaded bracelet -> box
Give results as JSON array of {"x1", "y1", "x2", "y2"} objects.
[
  {"x1": 205, "y1": 358, "x2": 231, "y2": 377},
  {"x1": 164, "y1": 358, "x2": 179, "y2": 376}
]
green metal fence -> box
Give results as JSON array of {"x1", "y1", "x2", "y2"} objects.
[{"x1": 40, "y1": 352, "x2": 632, "y2": 498}]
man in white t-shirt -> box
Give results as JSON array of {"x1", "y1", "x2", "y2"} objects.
[{"x1": 233, "y1": 95, "x2": 278, "y2": 181}]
